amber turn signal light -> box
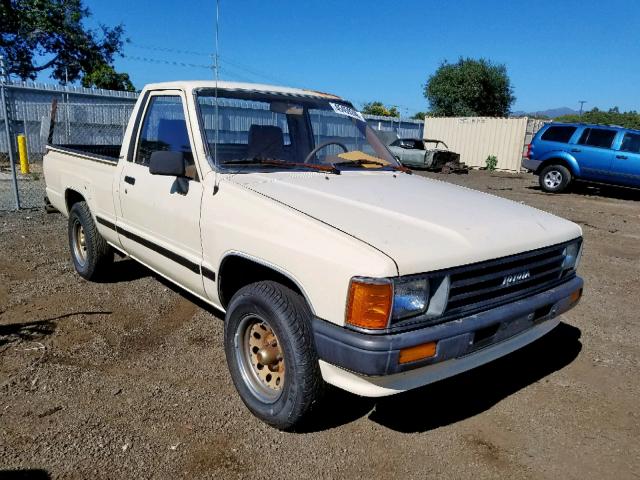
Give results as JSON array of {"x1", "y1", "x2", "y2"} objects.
[
  {"x1": 345, "y1": 279, "x2": 393, "y2": 329},
  {"x1": 399, "y1": 341, "x2": 437, "y2": 364},
  {"x1": 570, "y1": 288, "x2": 583, "y2": 304}
]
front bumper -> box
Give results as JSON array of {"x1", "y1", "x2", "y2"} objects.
[{"x1": 313, "y1": 276, "x2": 583, "y2": 377}]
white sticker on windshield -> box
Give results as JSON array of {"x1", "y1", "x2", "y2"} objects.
[{"x1": 329, "y1": 102, "x2": 365, "y2": 122}]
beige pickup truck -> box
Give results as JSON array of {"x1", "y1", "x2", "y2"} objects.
[{"x1": 44, "y1": 81, "x2": 584, "y2": 429}]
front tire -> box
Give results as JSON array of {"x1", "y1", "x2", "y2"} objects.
[
  {"x1": 68, "y1": 201, "x2": 113, "y2": 280},
  {"x1": 539, "y1": 164, "x2": 572, "y2": 193},
  {"x1": 224, "y1": 281, "x2": 324, "y2": 430}
]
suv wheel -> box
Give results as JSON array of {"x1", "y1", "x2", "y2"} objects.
[
  {"x1": 539, "y1": 164, "x2": 572, "y2": 193},
  {"x1": 224, "y1": 281, "x2": 324, "y2": 430}
]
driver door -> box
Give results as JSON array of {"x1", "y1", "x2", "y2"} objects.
[{"x1": 117, "y1": 91, "x2": 205, "y2": 296}]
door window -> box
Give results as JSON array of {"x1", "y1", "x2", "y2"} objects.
[
  {"x1": 620, "y1": 132, "x2": 640, "y2": 153},
  {"x1": 577, "y1": 128, "x2": 616, "y2": 149},
  {"x1": 135, "y1": 96, "x2": 197, "y2": 179}
]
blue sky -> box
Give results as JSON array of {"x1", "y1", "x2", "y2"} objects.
[{"x1": 73, "y1": 0, "x2": 640, "y2": 115}]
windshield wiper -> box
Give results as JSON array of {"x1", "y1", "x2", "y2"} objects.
[
  {"x1": 223, "y1": 158, "x2": 340, "y2": 174},
  {"x1": 332, "y1": 159, "x2": 412, "y2": 173}
]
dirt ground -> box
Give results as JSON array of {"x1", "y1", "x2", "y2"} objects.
[{"x1": 1, "y1": 170, "x2": 639, "y2": 479}]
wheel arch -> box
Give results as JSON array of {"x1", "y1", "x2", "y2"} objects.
[
  {"x1": 64, "y1": 188, "x2": 86, "y2": 215},
  {"x1": 537, "y1": 154, "x2": 580, "y2": 177},
  {"x1": 217, "y1": 253, "x2": 315, "y2": 314}
]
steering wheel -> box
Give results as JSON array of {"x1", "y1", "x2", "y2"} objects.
[{"x1": 303, "y1": 141, "x2": 348, "y2": 164}]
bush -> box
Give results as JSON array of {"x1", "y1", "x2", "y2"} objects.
[
  {"x1": 485, "y1": 155, "x2": 498, "y2": 171},
  {"x1": 555, "y1": 108, "x2": 640, "y2": 130}
]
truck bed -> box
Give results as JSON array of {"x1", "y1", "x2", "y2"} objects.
[
  {"x1": 52, "y1": 144, "x2": 121, "y2": 162},
  {"x1": 43, "y1": 144, "x2": 120, "y2": 223}
]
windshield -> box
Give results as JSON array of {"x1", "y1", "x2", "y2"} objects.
[{"x1": 196, "y1": 89, "x2": 400, "y2": 172}]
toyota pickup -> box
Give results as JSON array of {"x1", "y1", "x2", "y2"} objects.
[{"x1": 44, "y1": 81, "x2": 584, "y2": 430}]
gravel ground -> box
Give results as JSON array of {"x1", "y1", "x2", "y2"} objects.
[
  {"x1": 1, "y1": 170, "x2": 639, "y2": 479},
  {"x1": 0, "y1": 162, "x2": 46, "y2": 211}
]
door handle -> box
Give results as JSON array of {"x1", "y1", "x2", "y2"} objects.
[
  {"x1": 616, "y1": 155, "x2": 628, "y2": 159},
  {"x1": 124, "y1": 176, "x2": 136, "y2": 185},
  {"x1": 570, "y1": 148, "x2": 581, "y2": 153}
]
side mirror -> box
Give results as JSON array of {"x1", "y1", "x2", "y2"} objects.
[{"x1": 149, "y1": 151, "x2": 185, "y2": 177}]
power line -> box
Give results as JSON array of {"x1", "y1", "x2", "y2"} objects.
[
  {"x1": 127, "y1": 41, "x2": 289, "y2": 85},
  {"x1": 122, "y1": 54, "x2": 212, "y2": 70},
  {"x1": 125, "y1": 44, "x2": 420, "y2": 112},
  {"x1": 128, "y1": 43, "x2": 212, "y2": 57}
]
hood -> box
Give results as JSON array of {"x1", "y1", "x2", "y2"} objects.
[{"x1": 228, "y1": 171, "x2": 582, "y2": 275}]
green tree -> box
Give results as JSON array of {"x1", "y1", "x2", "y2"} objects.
[
  {"x1": 424, "y1": 57, "x2": 515, "y2": 117},
  {"x1": 362, "y1": 101, "x2": 399, "y2": 117},
  {"x1": 412, "y1": 112, "x2": 426, "y2": 120},
  {"x1": 0, "y1": 0, "x2": 132, "y2": 90},
  {"x1": 81, "y1": 62, "x2": 134, "y2": 91},
  {"x1": 555, "y1": 108, "x2": 640, "y2": 130}
]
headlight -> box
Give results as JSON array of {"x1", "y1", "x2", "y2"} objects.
[
  {"x1": 562, "y1": 239, "x2": 583, "y2": 272},
  {"x1": 345, "y1": 275, "x2": 448, "y2": 330},
  {"x1": 392, "y1": 277, "x2": 429, "y2": 319}
]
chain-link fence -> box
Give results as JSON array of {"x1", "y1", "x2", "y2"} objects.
[{"x1": 0, "y1": 80, "x2": 137, "y2": 211}]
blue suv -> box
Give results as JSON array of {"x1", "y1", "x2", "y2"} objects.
[{"x1": 523, "y1": 123, "x2": 640, "y2": 193}]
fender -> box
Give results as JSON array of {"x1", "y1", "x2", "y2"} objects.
[{"x1": 539, "y1": 151, "x2": 581, "y2": 177}]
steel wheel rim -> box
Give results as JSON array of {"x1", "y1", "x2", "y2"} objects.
[
  {"x1": 234, "y1": 314, "x2": 285, "y2": 403},
  {"x1": 544, "y1": 170, "x2": 562, "y2": 189},
  {"x1": 72, "y1": 220, "x2": 87, "y2": 266}
]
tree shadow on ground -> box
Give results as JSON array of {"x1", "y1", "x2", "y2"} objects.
[
  {"x1": 299, "y1": 322, "x2": 582, "y2": 433},
  {"x1": 527, "y1": 183, "x2": 640, "y2": 201},
  {"x1": 0, "y1": 311, "x2": 110, "y2": 350},
  {"x1": 0, "y1": 470, "x2": 51, "y2": 479}
]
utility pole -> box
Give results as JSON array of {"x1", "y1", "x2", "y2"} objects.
[
  {"x1": 0, "y1": 54, "x2": 20, "y2": 209},
  {"x1": 578, "y1": 100, "x2": 587, "y2": 116}
]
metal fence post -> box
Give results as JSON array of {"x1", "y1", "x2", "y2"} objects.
[{"x1": 0, "y1": 54, "x2": 20, "y2": 210}]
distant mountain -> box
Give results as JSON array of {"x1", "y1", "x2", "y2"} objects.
[{"x1": 511, "y1": 107, "x2": 579, "y2": 118}]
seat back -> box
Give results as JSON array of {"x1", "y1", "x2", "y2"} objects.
[{"x1": 247, "y1": 125, "x2": 284, "y2": 160}]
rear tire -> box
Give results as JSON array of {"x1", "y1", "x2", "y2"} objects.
[
  {"x1": 68, "y1": 201, "x2": 113, "y2": 280},
  {"x1": 539, "y1": 164, "x2": 572, "y2": 193},
  {"x1": 224, "y1": 281, "x2": 324, "y2": 430}
]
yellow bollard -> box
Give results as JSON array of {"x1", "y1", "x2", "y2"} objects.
[{"x1": 17, "y1": 134, "x2": 29, "y2": 174}]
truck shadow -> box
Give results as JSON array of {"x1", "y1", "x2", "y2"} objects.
[
  {"x1": 301, "y1": 322, "x2": 582, "y2": 433},
  {"x1": 95, "y1": 258, "x2": 152, "y2": 283},
  {"x1": 96, "y1": 265, "x2": 582, "y2": 435}
]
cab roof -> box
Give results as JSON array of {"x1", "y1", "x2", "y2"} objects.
[{"x1": 142, "y1": 80, "x2": 343, "y2": 100}]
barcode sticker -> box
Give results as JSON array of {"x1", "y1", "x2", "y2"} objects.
[{"x1": 329, "y1": 102, "x2": 365, "y2": 122}]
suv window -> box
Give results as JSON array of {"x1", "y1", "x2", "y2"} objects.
[
  {"x1": 577, "y1": 128, "x2": 616, "y2": 149},
  {"x1": 620, "y1": 132, "x2": 640, "y2": 153},
  {"x1": 135, "y1": 96, "x2": 196, "y2": 178},
  {"x1": 540, "y1": 126, "x2": 576, "y2": 143}
]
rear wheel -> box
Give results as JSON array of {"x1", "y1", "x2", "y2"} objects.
[
  {"x1": 68, "y1": 201, "x2": 113, "y2": 280},
  {"x1": 224, "y1": 281, "x2": 324, "y2": 430},
  {"x1": 539, "y1": 164, "x2": 572, "y2": 193}
]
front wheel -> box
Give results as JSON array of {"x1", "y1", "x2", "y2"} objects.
[
  {"x1": 224, "y1": 281, "x2": 324, "y2": 430},
  {"x1": 539, "y1": 164, "x2": 572, "y2": 193}
]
